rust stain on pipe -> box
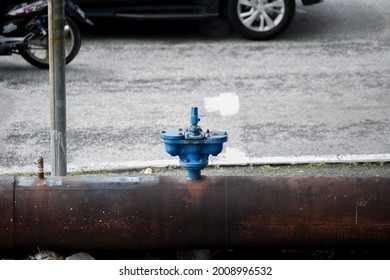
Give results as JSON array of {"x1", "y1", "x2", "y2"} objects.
[
  {"x1": 13, "y1": 176, "x2": 227, "y2": 250},
  {"x1": 0, "y1": 177, "x2": 14, "y2": 249},
  {"x1": 0, "y1": 176, "x2": 389, "y2": 250},
  {"x1": 227, "y1": 177, "x2": 390, "y2": 248}
]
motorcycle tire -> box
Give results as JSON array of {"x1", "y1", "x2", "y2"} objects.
[{"x1": 19, "y1": 16, "x2": 81, "y2": 69}]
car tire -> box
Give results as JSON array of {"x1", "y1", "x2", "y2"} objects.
[{"x1": 226, "y1": 0, "x2": 295, "y2": 40}]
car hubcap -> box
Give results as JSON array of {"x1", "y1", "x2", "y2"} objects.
[{"x1": 237, "y1": 0, "x2": 285, "y2": 32}]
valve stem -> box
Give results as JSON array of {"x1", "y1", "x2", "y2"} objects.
[{"x1": 36, "y1": 156, "x2": 44, "y2": 179}]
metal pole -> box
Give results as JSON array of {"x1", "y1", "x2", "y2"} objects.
[{"x1": 48, "y1": 0, "x2": 67, "y2": 176}]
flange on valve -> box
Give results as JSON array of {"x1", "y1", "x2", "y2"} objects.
[{"x1": 160, "y1": 107, "x2": 228, "y2": 180}]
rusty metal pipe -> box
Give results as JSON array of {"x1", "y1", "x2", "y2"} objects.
[{"x1": 1, "y1": 176, "x2": 389, "y2": 250}]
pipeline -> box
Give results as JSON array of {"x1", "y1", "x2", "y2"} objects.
[{"x1": 0, "y1": 175, "x2": 390, "y2": 250}]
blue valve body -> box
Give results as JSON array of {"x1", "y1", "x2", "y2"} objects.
[{"x1": 160, "y1": 107, "x2": 227, "y2": 180}]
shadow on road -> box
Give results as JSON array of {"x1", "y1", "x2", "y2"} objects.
[
  {"x1": 77, "y1": 0, "x2": 384, "y2": 43},
  {"x1": 77, "y1": 3, "x2": 331, "y2": 42},
  {"x1": 79, "y1": 18, "x2": 237, "y2": 41}
]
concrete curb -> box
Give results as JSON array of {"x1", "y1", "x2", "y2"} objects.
[{"x1": 1, "y1": 153, "x2": 389, "y2": 175}]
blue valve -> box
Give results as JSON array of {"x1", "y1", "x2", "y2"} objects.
[{"x1": 160, "y1": 107, "x2": 228, "y2": 180}]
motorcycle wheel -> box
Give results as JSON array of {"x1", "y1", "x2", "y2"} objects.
[{"x1": 19, "y1": 16, "x2": 81, "y2": 69}]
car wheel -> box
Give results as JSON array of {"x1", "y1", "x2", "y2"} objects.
[{"x1": 226, "y1": 0, "x2": 295, "y2": 40}]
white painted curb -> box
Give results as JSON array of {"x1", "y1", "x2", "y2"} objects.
[{"x1": 1, "y1": 154, "x2": 389, "y2": 175}]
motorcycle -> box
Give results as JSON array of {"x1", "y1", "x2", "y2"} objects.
[{"x1": 0, "y1": 0, "x2": 93, "y2": 68}]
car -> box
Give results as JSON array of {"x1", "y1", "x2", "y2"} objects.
[{"x1": 74, "y1": 0, "x2": 323, "y2": 40}]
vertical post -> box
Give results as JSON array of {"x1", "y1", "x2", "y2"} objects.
[{"x1": 48, "y1": 0, "x2": 67, "y2": 176}]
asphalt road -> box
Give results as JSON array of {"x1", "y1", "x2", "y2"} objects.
[{"x1": 0, "y1": 0, "x2": 389, "y2": 174}]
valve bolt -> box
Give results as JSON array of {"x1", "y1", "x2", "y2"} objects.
[{"x1": 35, "y1": 156, "x2": 44, "y2": 179}]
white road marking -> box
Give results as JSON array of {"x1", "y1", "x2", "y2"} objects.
[{"x1": 204, "y1": 92, "x2": 240, "y2": 116}]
